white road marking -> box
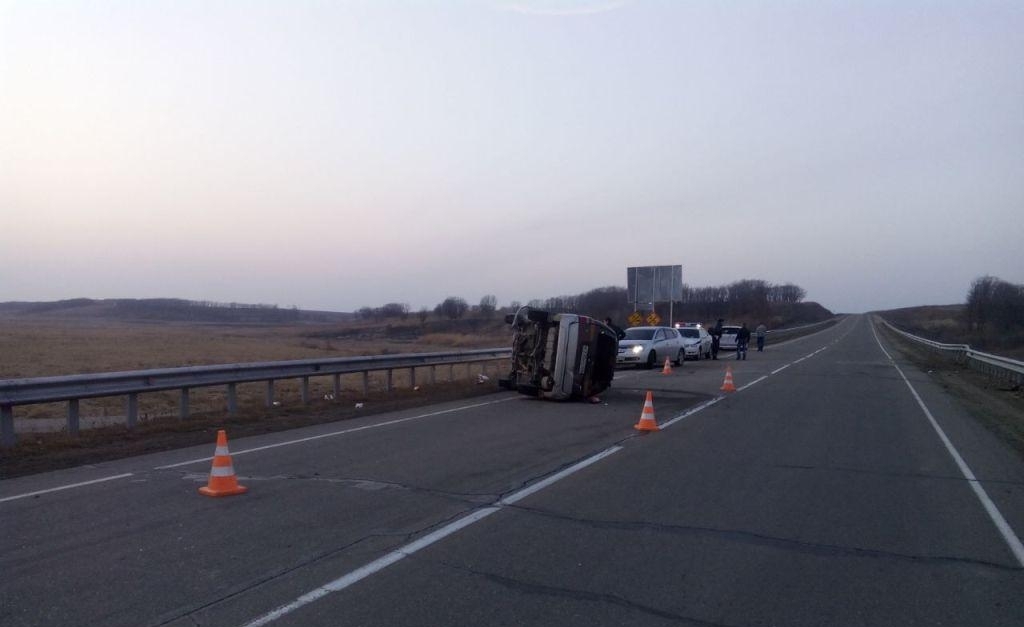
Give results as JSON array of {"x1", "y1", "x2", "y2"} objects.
[
  {"x1": 155, "y1": 396, "x2": 519, "y2": 470},
  {"x1": 871, "y1": 321, "x2": 1024, "y2": 567},
  {"x1": 0, "y1": 473, "x2": 134, "y2": 504},
  {"x1": 660, "y1": 397, "x2": 723, "y2": 429},
  {"x1": 241, "y1": 506, "x2": 502, "y2": 627},
  {"x1": 240, "y1": 445, "x2": 625, "y2": 627},
  {"x1": 501, "y1": 445, "x2": 623, "y2": 505},
  {"x1": 737, "y1": 375, "x2": 769, "y2": 392}
]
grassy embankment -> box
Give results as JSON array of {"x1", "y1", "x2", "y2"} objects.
[
  {"x1": 879, "y1": 304, "x2": 1024, "y2": 360},
  {"x1": 876, "y1": 306, "x2": 1024, "y2": 458}
]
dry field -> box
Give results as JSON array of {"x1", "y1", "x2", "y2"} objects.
[{"x1": 0, "y1": 317, "x2": 511, "y2": 424}]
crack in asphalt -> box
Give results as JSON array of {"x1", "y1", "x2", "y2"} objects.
[
  {"x1": 143, "y1": 532, "x2": 390, "y2": 627},
  {"x1": 770, "y1": 463, "x2": 1024, "y2": 487},
  {"x1": 157, "y1": 468, "x2": 501, "y2": 505},
  {"x1": 145, "y1": 511, "x2": 475, "y2": 627},
  {"x1": 145, "y1": 445, "x2": 638, "y2": 626},
  {"x1": 505, "y1": 504, "x2": 1023, "y2": 572},
  {"x1": 431, "y1": 559, "x2": 739, "y2": 627}
]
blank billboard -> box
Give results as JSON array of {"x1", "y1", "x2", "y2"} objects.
[{"x1": 627, "y1": 265, "x2": 683, "y2": 303}]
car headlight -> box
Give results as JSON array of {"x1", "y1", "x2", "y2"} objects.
[{"x1": 631, "y1": 345, "x2": 644, "y2": 354}]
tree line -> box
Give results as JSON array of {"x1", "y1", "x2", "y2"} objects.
[
  {"x1": 525, "y1": 280, "x2": 811, "y2": 326},
  {"x1": 356, "y1": 280, "x2": 815, "y2": 326},
  {"x1": 113, "y1": 298, "x2": 303, "y2": 322},
  {"x1": 965, "y1": 275, "x2": 1024, "y2": 333},
  {"x1": 356, "y1": 295, "x2": 499, "y2": 322}
]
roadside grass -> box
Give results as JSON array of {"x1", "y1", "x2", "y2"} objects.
[
  {"x1": 878, "y1": 323, "x2": 1024, "y2": 459},
  {"x1": 0, "y1": 380, "x2": 503, "y2": 479}
]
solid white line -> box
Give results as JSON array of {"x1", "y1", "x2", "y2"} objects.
[
  {"x1": 241, "y1": 443, "x2": 627, "y2": 627},
  {"x1": 870, "y1": 322, "x2": 1024, "y2": 567},
  {"x1": 501, "y1": 446, "x2": 623, "y2": 505},
  {"x1": 0, "y1": 473, "x2": 134, "y2": 504},
  {"x1": 156, "y1": 396, "x2": 519, "y2": 470}
]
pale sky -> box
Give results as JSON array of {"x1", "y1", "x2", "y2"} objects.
[{"x1": 2, "y1": 0, "x2": 1021, "y2": 314}]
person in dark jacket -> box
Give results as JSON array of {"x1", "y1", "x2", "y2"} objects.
[
  {"x1": 604, "y1": 317, "x2": 626, "y2": 340},
  {"x1": 736, "y1": 323, "x2": 751, "y2": 360},
  {"x1": 710, "y1": 318, "x2": 724, "y2": 359}
]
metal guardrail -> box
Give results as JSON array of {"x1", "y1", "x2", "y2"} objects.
[
  {"x1": 0, "y1": 348, "x2": 511, "y2": 447},
  {"x1": 765, "y1": 318, "x2": 840, "y2": 336},
  {"x1": 875, "y1": 317, "x2": 1024, "y2": 387}
]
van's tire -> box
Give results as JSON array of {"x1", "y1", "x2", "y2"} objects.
[
  {"x1": 675, "y1": 349, "x2": 684, "y2": 366},
  {"x1": 645, "y1": 351, "x2": 657, "y2": 369}
]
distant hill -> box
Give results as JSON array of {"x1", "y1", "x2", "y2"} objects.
[{"x1": 0, "y1": 298, "x2": 353, "y2": 324}]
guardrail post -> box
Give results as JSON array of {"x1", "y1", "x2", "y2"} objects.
[
  {"x1": 449, "y1": 364, "x2": 454, "y2": 381},
  {"x1": 386, "y1": 369, "x2": 393, "y2": 393},
  {"x1": 266, "y1": 380, "x2": 275, "y2": 407},
  {"x1": 67, "y1": 399, "x2": 80, "y2": 435},
  {"x1": 301, "y1": 377, "x2": 310, "y2": 405},
  {"x1": 227, "y1": 384, "x2": 237, "y2": 415},
  {"x1": 430, "y1": 365, "x2": 436, "y2": 385},
  {"x1": 409, "y1": 368, "x2": 416, "y2": 389},
  {"x1": 126, "y1": 393, "x2": 138, "y2": 429},
  {"x1": 332, "y1": 374, "x2": 341, "y2": 398},
  {"x1": 362, "y1": 371, "x2": 369, "y2": 396},
  {"x1": 2, "y1": 404, "x2": 15, "y2": 447},
  {"x1": 179, "y1": 388, "x2": 190, "y2": 420}
]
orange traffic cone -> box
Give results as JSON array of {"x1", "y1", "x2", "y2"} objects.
[
  {"x1": 199, "y1": 430, "x2": 248, "y2": 497},
  {"x1": 661, "y1": 357, "x2": 673, "y2": 375},
  {"x1": 634, "y1": 391, "x2": 660, "y2": 432},
  {"x1": 720, "y1": 366, "x2": 737, "y2": 393}
]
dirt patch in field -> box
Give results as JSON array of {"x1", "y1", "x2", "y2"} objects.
[
  {"x1": 0, "y1": 381, "x2": 502, "y2": 480},
  {"x1": 879, "y1": 324, "x2": 1024, "y2": 458}
]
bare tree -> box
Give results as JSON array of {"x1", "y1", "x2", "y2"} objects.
[
  {"x1": 436, "y1": 296, "x2": 469, "y2": 319},
  {"x1": 478, "y1": 294, "x2": 497, "y2": 318}
]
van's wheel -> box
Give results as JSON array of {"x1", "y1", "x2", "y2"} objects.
[
  {"x1": 675, "y1": 349, "x2": 683, "y2": 366},
  {"x1": 645, "y1": 350, "x2": 657, "y2": 369}
]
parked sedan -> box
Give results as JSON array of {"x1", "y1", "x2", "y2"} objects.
[
  {"x1": 616, "y1": 326, "x2": 684, "y2": 369},
  {"x1": 677, "y1": 325, "x2": 712, "y2": 360},
  {"x1": 718, "y1": 325, "x2": 742, "y2": 350}
]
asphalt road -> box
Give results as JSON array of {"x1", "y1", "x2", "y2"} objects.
[{"x1": 2, "y1": 315, "x2": 1022, "y2": 626}]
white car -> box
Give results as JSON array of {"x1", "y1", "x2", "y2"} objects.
[
  {"x1": 718, "y1": 325, "x2": 742, "y2": 350},
  {"x1": 677, "y1": 325, "x2": 712, "y2": 360},
  {"x1": 616, "y1": 326, "x2": 684, "y2": 369}
]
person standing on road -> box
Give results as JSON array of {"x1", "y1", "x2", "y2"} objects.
[
  {"x1": 710, "y1": 318, "x2": 724, "y2": 360},
  {"x1": 736, "y1": 323, "x2": 751, "y2": 360},
  {"x1": 604, "y1": 317, "x2": 626, "y2": 341},
  {"x1": 756, "y1": 323, "x2": 767, "y2": 352}
]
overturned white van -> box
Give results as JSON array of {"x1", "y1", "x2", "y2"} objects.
[{"x1": 498, "y1": 307, "x2": 618, "y2": 401}]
